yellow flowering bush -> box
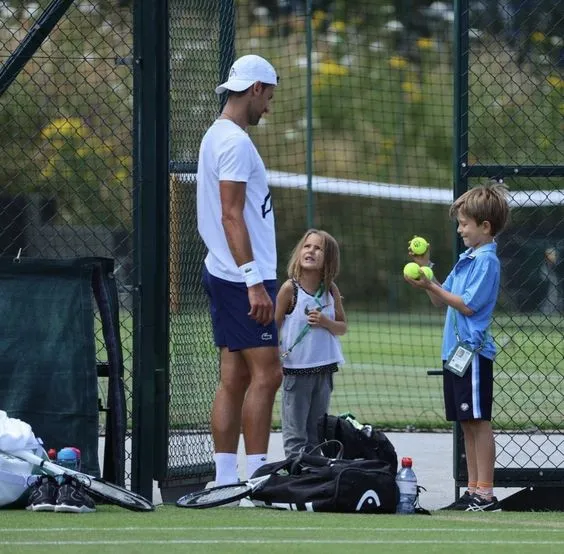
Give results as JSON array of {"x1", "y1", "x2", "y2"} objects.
[
  {"x1": 41, "y1": 117, "x2": 90, "y2": 140},
  {"x1": 318, "y1": 60, "x2": 349, "y2": 77},
  {"x1": 416, "y1": 37, "x2": 434, "y2": 50},
  {"x1": 329, "y1": 20, "x2": 346, "y2": 34},
  {"x1": 38, "y1": 117, "x2": 132, "y2": 226},
  {"x1": 547, "y1": 76, "x2": 563, "y2": 90},
  {"x1": 388, "y1": 56, "x2": 408, "y2": 70}
]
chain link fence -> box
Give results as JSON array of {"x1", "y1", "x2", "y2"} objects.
[
  {"x1": 165, "y1": 0, "x2": 563, "y2": 491},
  {"x1": 0, "y1": 1, "x2": 134, "y2": 481},
  {"x1": 455, "y1": 0, "x2": 564, "y2": 488},
  {"x1": 1, "y1": 0, "x2": 563, "y2": 497}
]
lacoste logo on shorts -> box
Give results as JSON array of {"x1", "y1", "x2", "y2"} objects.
[{"x1": 261, "y1": 332, "x2": 272, "y2": 341}]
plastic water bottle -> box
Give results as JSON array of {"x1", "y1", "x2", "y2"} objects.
[
  {"x1": 56, "y1": 447, "x2": 81, "y2": 471},
  {"x1": 396, "y1": 456, "x2": 417, "y2": 514}
]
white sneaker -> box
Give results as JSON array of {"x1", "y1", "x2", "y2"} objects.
[{"x1": 238, "y1": 497, "x2": 256, "y2": 508}]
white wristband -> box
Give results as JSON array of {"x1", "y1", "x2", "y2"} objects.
[{"x1": 239, "y1": 261, "x2": 263, "y2": 287}]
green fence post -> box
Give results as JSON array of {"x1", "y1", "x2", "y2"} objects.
[
  {"x1": 218, "y1": 0, "x2": 236, "y2": 112},
  {"x1": 132, "y1": 0, "x2": 170, "y2": 499},
  {"x1": 452, "y1": 0, "x2": 470, "y2": 498},
  {"x1": 0, "y1": 0, "x2": 75, "y2": 97},
  {"x1": 305, "y1": 0, "x2": 314, "y2": 228}
]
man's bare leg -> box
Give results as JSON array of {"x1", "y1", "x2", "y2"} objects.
[
  {"x1": 241, "y1": 345, "x2": 282, "y2": 458},
  {"x1": 211, "y1": 348, "x2": 250, "y2": 484}
]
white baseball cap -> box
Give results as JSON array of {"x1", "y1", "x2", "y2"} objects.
[{"x1": 215, "y1": 54, "x2": 278, "y2": 95}]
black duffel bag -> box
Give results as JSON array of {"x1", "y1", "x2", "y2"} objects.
[
  {"x1": 318, "y1": 413, "x2": 398, "y2": 475},
  {"x1": 250, "y1": 444, "x2": 398, "y2": 513}
]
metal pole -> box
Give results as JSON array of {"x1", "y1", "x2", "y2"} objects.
[
  {"x1": 0, "y1": 0, "x2": 75, "y2": 97},
  {"x1": 132, "y1": 0, "x2": 170, "y2": 498},
  {"x1": 452, "y1": 0, "x2": 470, "y2": 500},
  {"x1": 218, "y1": 0, "x2": 236, "y2": 112},
  {"x1": 305, "y1": 0, "x2": 314, "y2": 228}
]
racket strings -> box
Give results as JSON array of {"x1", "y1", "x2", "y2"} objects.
[{"x1": 200, "y1": 484, "x2": 248, "y2": 502}]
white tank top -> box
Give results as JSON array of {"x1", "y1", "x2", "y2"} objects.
[{"x1": 280, "y1": 282, "x2": 345, "y2": 369}]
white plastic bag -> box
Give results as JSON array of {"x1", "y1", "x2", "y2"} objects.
[{"x1": 0, "y1": 411, "x2": 45, "y2": 507}]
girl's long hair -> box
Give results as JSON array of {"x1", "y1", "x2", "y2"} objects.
[{"x1": 286, "y1": 229, "x2": 340, "y2": 292}]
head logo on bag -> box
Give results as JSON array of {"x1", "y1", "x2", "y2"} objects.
[{"x1": 356, "y1": 489, "x2": 381, "y2": 511}]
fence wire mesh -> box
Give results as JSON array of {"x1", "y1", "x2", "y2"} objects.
[
  {"x1": 1, "y1": 0, "x2": 562, "y2": 490},
  {"x1": 464, "y1": 0, "x2": 564, "y2": 481},
  {"x1": 0, "y1": 1, "x2": 134, "y2": 481},
  {"x1": 167, "y1": 0, "x2": 563, "y2": 484}
]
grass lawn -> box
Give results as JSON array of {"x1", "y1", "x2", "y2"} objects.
[
  {"x1": 99, "y1": 309, "x2": 564, "y2": 431},
  {"x1": 161, "y1": 310, "x2": 564, "y2": 431},
  {"x1": 2, "y1": 505, "x2": 564, "y2": 554}
]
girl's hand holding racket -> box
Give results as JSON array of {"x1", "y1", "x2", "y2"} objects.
[{"x1": 306, "y1": 308, "x2": 328, "y2": 328}]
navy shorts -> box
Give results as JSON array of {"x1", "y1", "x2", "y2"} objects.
[
  {"x1": 443, "y1": 354, "x2": 494, "y2": 421},
  {"x1": 202, "y1": 266, "x2": 278, "y2": 351}
]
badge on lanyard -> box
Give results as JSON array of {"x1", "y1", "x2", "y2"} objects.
[{"x1": 445, "y1": 342, "x2": 474, "y2": 377}]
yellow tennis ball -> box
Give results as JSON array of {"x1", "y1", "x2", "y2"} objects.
[
  {"x1": 421, "y1": 266, "x2": 434, "y2": 280},
  {"x1": 403, "y1": 262, "x2": 422, "y2": 280},
  {"x1": 409, "y1": 236, "x2": 429, "y2": 255}
]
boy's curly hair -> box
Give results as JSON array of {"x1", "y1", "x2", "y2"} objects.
[{"x1": 449, "y1": 180, "x2": 511, "y2": 237}]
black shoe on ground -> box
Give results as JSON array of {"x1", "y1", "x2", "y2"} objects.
[
  {"x1": 464, "y1": 493, "x2": 501, "y2": 512},
  {"x1": 55, "y1": 475, "x2": 96, "y2": 513},
  {"x1": 26, "y1": 475, "x2": 59, "y2": 512},
  {"x1": 440, "y1": 490, "x2": 473, "y2": 511}
]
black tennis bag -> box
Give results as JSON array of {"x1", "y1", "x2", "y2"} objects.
[
  {"x1": 317, "y1": 413, "x2": 398, "y2": 475},
  {"x1": 250, "y1": 449, "x2": 398, "y2": 513}
]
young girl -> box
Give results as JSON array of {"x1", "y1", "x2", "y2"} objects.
[{"x1": 275, "y1": 229, "x2": 347, "y2": 457}]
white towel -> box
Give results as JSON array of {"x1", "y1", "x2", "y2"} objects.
[{"x1": 0, "y1": 411, "x2": 42, "y2": 453}]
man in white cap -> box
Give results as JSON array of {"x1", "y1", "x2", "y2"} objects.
[{"x1": 197, "y1": 54, "x2": 282, "y2": 487}]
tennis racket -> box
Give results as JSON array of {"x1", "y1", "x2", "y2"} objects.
[
  {"x1": 176, "y1": 474, "x2": 271, "y2": 508},
  {"x1": 2, "y1": 448, "x2": 154, "y2": 512}
]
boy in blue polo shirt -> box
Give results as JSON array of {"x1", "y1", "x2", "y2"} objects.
[{"x1": 405, "y1": 181, "x2": 510, "y2": 512}]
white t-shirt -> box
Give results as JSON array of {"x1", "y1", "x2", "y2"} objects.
[{"x1": 197, "y1": 119, "x2": 277, "y2": 282}]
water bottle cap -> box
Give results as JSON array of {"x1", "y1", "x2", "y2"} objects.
[
  {"x1": 401, "y1": 457, "x2": 413, "y2": 467},
  {"x1": 57, "y1": 447, "x2": 77, "y2": 460},
  {"x1": 70, "y1": 447, "x2": 81, "y2": 458}
]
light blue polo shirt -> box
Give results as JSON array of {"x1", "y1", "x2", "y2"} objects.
[{"x1": 441, "y1": 242, "x2": 500, "y2": 361}]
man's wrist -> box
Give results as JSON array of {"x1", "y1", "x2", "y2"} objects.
[{"x1": 239, "y1": 261, "x2": 263, "y2": 287}]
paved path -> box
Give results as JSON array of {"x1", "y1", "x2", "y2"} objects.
[{"x1": 102, "y1": 432, "x2": 520, "y2": 510}]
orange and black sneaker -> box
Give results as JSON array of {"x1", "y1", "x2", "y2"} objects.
[{"x1": 464, "y1": 493, "x2": 501, "y2": 512}]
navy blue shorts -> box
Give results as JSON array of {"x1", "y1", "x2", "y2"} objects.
[
  {"x1": 443, "y1": 354, "x2": 494, "y2": 421},
  {"x1": 202, "y1": 266, "x2": 278, "y2": 351}
]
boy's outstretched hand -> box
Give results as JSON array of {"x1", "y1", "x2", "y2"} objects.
[
  {"x1": 404, "y1": 272, "x2": 433, "y2": 290},
  {"x1": 408, "y1": 240, "x2": 431, "y2": 267}
]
